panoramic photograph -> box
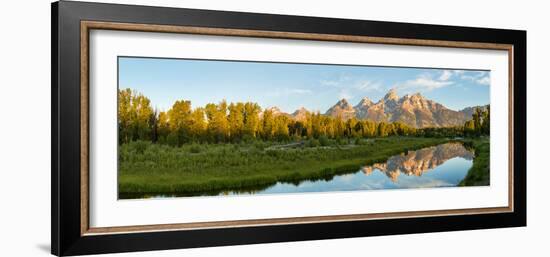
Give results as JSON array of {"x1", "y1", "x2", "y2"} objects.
[{"x1": 117, "y1": 57, "x2": 490, "y2": 199}]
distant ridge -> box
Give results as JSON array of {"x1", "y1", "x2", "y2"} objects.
[{"x1": 282, "y1": 89, "x2": 485, "y2": 128}]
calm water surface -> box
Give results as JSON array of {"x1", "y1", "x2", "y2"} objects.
[{"x1": 247, "y1": 142, "x2": 473, "y2": 195}]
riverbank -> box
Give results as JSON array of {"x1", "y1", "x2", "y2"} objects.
[
  {"x1": 118, "y1": 137, "x2": 451, "y2": 197},
  {"x1": 459, "y1": 137, "x2": 490, "y2": 186}
]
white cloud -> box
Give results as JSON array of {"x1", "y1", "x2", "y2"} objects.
[
  {"x1": 267, "y1": 88, "x2": 312, "y2": 97},
  {"x1": 355, "y1": 80, "x2": 383, "y2": 92},
  {"x1": 457, "y1": 71, "x2": 490, "y2": 85},
  {"x1": 319, "y1": 74, "x2": 352, "y2": 88},
  {"x1": 395, "y1": 73, "x2": 454, "y2": 93},
  {"x1": 476, "y1": 76, "x2": 490, "y2": 85},
  {"x1": 439, "y1": 70, "x2": 453, "y2": 81},
  {"x1": 319, "y1": 80, "x2": 340, "y2": 87},
  {"x1": 288, "y1": 89, "x2": 312, "y2": 94},
  {"x1": 338, "y1": 89, "x2": 353, "y2": 100},
  {"x1": 460, "y1": 74, "x2": 479, "y2": 81}
]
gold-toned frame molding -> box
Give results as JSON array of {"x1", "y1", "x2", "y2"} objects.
[{"x1": 80, "y1": 20, "x2": 514, "y2": 236}]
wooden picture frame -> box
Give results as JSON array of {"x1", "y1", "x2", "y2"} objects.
[{"x1": 52, "y1": 1, "x2": 526, "y2": 256}]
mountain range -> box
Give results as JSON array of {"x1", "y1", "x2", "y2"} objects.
[{"x1": 265, "y1": 89, "x2": 486, "y2": 128}]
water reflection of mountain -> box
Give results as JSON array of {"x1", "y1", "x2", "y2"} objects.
[{"x1": 362, "y1": 143, "x2": 474, "y2": 182}]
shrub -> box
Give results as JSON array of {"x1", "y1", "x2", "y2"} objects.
[
  {"x1": 319, "y1": 135, "x2": 330, "y2": 146},
  {"x1": 157, "y1": 136, "x2": 167, "y2": 145},
  {"x1": 253, "y1": 141, "x2": 265, "y2": 151},
  {"x1": 189, "y1": 144, "x2": 201, "y2": 154},
  {"x1": 307, "y1": 139, "x2": 320, "y2": 147},
  {"x1": 166, "y1": 133, "x2": 179, "y2": 147},
  {"x1": 241, "y1": 135, "x2": 255, "y2": 144},
  {"x1": 129, "y1": 140, "x2": 149, "y2": 154},
  {"x1": 266, "y1": 149, "x2": 279, "y2": 157}
]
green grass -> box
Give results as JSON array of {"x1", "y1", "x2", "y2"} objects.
[
  {"x1": 458, "y1": 137, "x2": 490, "y2": 186},
  {"x1": 118, "y1": 137, "x2": 452, "y2": 197}
]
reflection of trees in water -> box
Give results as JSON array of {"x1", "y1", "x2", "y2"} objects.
[{"x1": 362, "y1": 143, "x2": 474, "y2": 182}]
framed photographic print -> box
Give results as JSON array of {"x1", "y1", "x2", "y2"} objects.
[{"x1": 51, "y1": 1, "x2": 526, "y2": 256}]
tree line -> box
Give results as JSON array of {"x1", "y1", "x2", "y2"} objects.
[{"x1": 118, "y1": 88, "x2": 489, "y2": 146}]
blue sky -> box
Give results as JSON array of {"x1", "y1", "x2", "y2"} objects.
[{"x1": 119, "y1": 57, "x2": 490, "y2": 113}]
